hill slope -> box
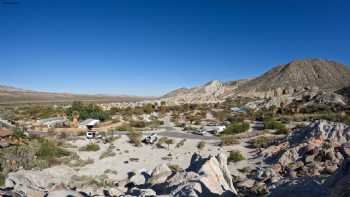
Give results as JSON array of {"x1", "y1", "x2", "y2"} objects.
[
  {"x1": 162, "y1": 59, "x2": 350, "y2": 104},
  {"x1": 236, "y1": 59, "x2": 350, "y2": 97}
]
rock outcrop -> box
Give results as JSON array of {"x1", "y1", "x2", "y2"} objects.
[
  {"x1": 2, "y1": 153, "x2": 237, "y2": 197},
  {"x1": 163, "y1": 153, "x2": 237, "y2": 197},
  {"x1": 262, "y1": 120, "x2": 349, "y2": 178}
]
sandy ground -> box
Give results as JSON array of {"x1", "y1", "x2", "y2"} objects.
[
  {"x1": 67, "y1": 135, "x2": 222, "y2": 180},
  {"x1": 60, "y1": 131, "x2": 259, "y2": 182}
]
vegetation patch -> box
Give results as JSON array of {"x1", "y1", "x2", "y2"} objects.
[
  {"x1": 175, "y1": 139, "x2": 186, "y2": 148},
  {"x1": 157, "y1": 137, "x2": 174, "y2": 150},
  {"x1": 263, "y1": 118, "x2": 290, "y2": 135},
  {"x1": 249, "y1": 136, "x2": 276, "y2": 148},
  {"x1": 127, "y1": 130, "x2": 142, "y2": 146},
  {"x1": 228, "y1": 150, "x2": 245, "y2": 163},
  {"x1": 99, "y1": 144, "x2": 116, "y2": 159},
  {"x1": 220, "y1": 136, "x2": 239, "y2": 146},
  {"x1": 79, "y1": 143, "x2": 100, "y2": 151},
  {"x1": 222, "y1": 122, "x2": 250, "y2": 135},
  {"x1": 66, "y1": 101, "x2": 110, "y2": 121}
]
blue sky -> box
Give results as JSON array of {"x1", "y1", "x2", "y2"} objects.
[{"x1": 1, "y1": 0, "x2": 349, "y2": 96}]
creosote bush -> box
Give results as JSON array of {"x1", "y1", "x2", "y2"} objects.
[
  {"x1": 228, "y1": 150, "x2": 245, "y2": 163},
  {"x1": 220, "y1": 136, "x2": 239, "y2": 146},
  {"x1": 176, "y1": 139, "x2": 186, "y2": 148},
  {"x1": 127, "y1": 130, "x2": 142, "y2": 146},
  {"x1": 249, "y1": 136, "x2": 275, "y2": 148},
  {"x1": 222, "y1": 122, "x2": 250, "y2": 135},
  {"x1": 79, "y1": 143, "x2": 100, "y2": 151}
]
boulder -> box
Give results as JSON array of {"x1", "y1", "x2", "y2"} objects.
[
  {"x1": 129, "y1": 171, "x2": 146, "y2": 186},
  {"x1": 148, "y1": 163, "x2": 172, "y2": 186},
  {"x1": 5, "y1": 166, "x2": 76, "y2": 195},
  {"x1": 165, "y1": 153, "x2": 238, "y2": 197}
]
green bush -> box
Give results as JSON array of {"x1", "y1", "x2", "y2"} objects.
[
  {"x1": 130, "y1": 121, "x2": 146, "y2": 128},
  {"x1": 249, "y1": 136, "x2": 274, "y2": 148},
  {"x1": 127, "y1": 131, "x2": 142, "y2": 146},
  {"x1": 220, "y1": 136, "x2": 239, "y2": 146},
  {"x1": 264, "y1": 118, "x2": 289, "y2": 134},
  {"x1": 157, "y1": 137, "x2": 173, "y2": 150},
  {"x1": 66, "y1": 101, "x2": 110, "y2": 121},
  {"x1": 175, "y1": 139, "x2": 186, "y2": 148},
  {"x1": 13, "y1": 128, "x2": 27, "y2": 139},
  {"x1": 168, "y1": 164, "x2": 183, "y2": 173},
  {"x1": 0, "y1": 173, "x2": 5, "y2": 186},
  {"x1": 228, "y1": 150, "x2": 245, "y2": 163},
  {"x1": 79, "y1": 143, "x2": 100, "y2": 151},
  {"x1": 341, "y1": 115, "x2": 350, "y2": 125},
  {"x1": 222, "y1": 122, "x2": 250, "y2": 135},
  {"x1": 37, "y1": 139, "x2": 71, "y2": 160}
]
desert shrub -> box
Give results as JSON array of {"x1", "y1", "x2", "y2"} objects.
[
  {"x1": 13, "y1": 127, "x2": 28, "y2": 139},
  {"x1": 70, "y1": 174, "x2": 113, "y2": 188},
  {"x1": 197, "y1": 141, "x2": 206, "y2": 150},
  {"x1": 37, "y1": 139, "x2": 71, "y2": 160},
  {"x1": 168, "y1": 164, "x2": 183, "y2": 173},
  {"x1": 0, "y1": 138, "x2": 73, "y2": 176},
  {"x1": 104, "y1": 169, "x2": 118, "y2": 175},
  {"x1": 68, "y1": 158, "x2": 94, "y2": 168},
  {"x1": 0, "y1": 173, "x2": 5, "y2": 186},
  {"x1": 115, "y1": 124, "x2": 132, "y2": 131},
  {"x1": 99, "y1": 144, "x2": 116, "y2": 159},
  {"x1": 164, "y1": 138, "x2": 174, "y2": 150},
  {"x1": 264, "y1": 118, "x2": 289, "y2": 134},
  {"x1": 130, "y1": 120, "x2": 146, "y2": 128},
  {"x1": 127, "y1": 130, "x2": 142, "y2": 146},
  {"x1": 79, "y1": 143, "x2": 100, "y2": 151},
  {"x1": 175, "y1": 139, "x2": 186, "y2": 148},
  {"x1": 273, "y1": 127, "x2": 289, "y2": 135},
  {"x1": 228, "y1": 150, "x2": 245, "y2": 163},
  {"x1": 212, "y1": 110, "x2": 231, "y2": 122},
  {"x1": 222, "y1": 122, "x2": 250, "y2": 135},
  {"x1": 148, "y1": 119, "x2": 164, "y2": 128},
  {"x1": 342, "y1": 115, "x2": 350, "y2": 125},
  {"x1": 249, "y1": 136, "x2": 274, "y2": 148},
  {"x1": 104, "y1": 135, "x2": 120, "y2": 144},
  {"x1": 220, "y1": 136, "x2": 239, "y2": 146},
  {"x1": 157, "y1": 137, "x2": 173, "y2": 150}
]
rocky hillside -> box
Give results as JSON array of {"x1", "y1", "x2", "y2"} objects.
[
  {"x1": 237, "y1": 59, "x2": 350, "y2": 98},
  {"x1": 161, "y1": 79, "x2": 248, "y2": 105},
  {"x1": 161, "y1": 59, "x2": 350, "y2": 104}
]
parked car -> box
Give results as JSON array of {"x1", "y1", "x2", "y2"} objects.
[
  {"x1": 143, "y1": 133, "x2": 158, "y2": 144},
  {"x1": 86, "y1": 131, "x2": 102, "y2": 139}
]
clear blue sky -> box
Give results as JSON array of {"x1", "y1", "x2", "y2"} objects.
[{"x1": 1, "y1": 0, "x2": 349, "y2": 96}]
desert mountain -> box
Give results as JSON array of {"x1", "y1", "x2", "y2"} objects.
[
  {"x1": 237, "y1": 59, "x2": 350, "y2": 98},
  {"x1": 0, "y1": 86, "x2": 145, "y2": 104},
  {"x1": 162, "y1": 59, "x2": 350, "y2": 104}
]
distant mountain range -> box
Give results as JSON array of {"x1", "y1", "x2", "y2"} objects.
[
  {"x1": 0, "y1": 85, "x2": 146, "y2": 104},
  {"x1": 161, "y1": 59, "x2": 350, "y2": 104},
  {"x1": 1, "y1": 59, "x2": 349, "y2": 105}
]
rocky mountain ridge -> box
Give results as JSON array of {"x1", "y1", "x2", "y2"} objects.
[{"x1": 161, "y1": 59, "x2": 350, "y2": 105}]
